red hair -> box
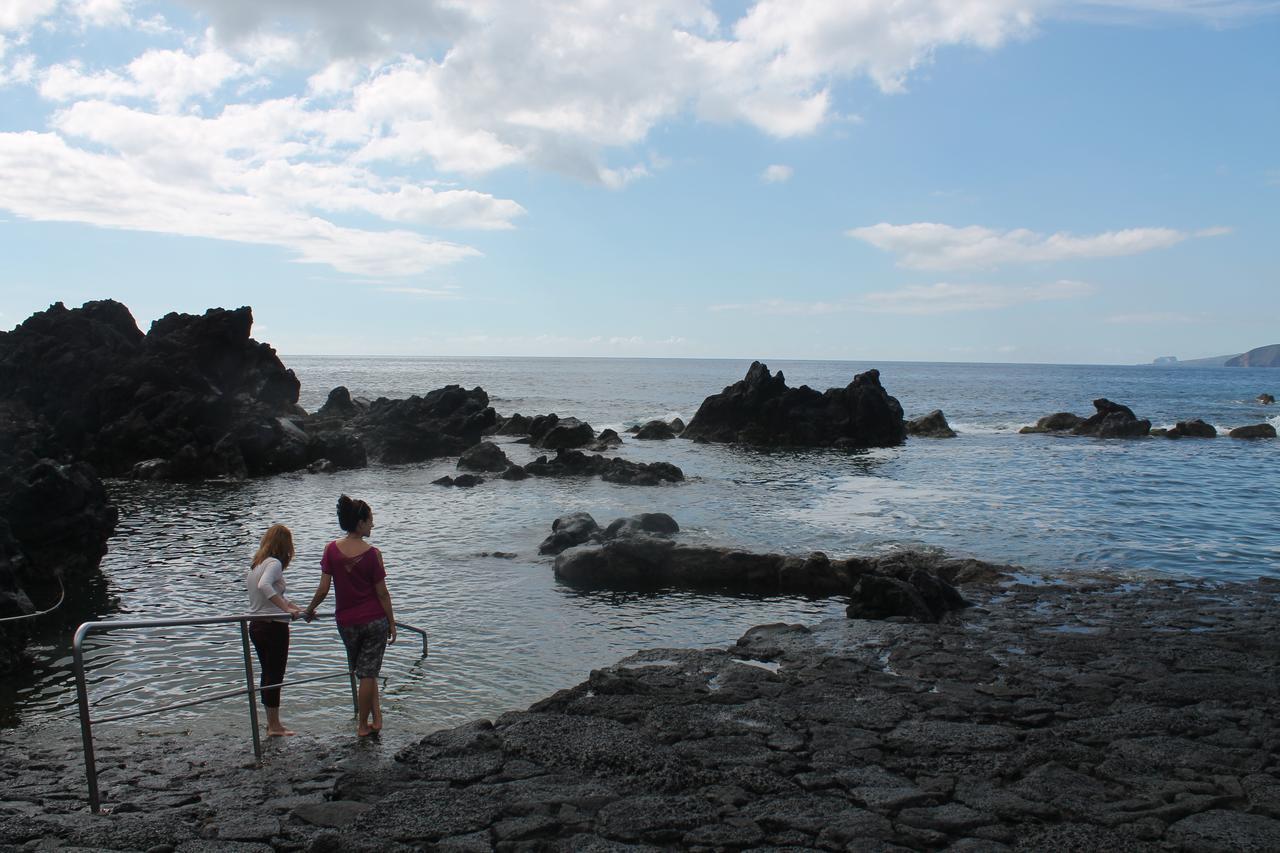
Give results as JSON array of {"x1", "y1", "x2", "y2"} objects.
[{"x1": 252, "y1": 524, "x2": 294, "y2": 570}]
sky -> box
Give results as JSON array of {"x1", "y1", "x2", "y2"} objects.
[{"x1": 0, "y1": 1, "x2": 1277, "y2": 364}]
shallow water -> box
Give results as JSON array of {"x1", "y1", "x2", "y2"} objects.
[{"x1": 5, "y1": 357, "x2": 1277, "y2": 748}]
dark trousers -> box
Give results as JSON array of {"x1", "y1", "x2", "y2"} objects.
[{"x1": 249, "y1": 620, "x2": 290, "y2": 709}]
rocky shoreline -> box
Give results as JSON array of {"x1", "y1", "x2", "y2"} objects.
[{"x1": 2, "y1": 571, "x2": 1278, "y2": 851}]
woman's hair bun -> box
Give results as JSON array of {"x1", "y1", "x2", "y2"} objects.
[{"x1": 336, "y1": 494, "x2": 371, "y2": 532}]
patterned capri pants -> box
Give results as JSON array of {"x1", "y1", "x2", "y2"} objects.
[{"x1": 339, "y1": 617, "x2": 389, "y2": 679}]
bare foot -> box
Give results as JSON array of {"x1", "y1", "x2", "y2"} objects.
[
  {"x1": 267, "y1": 727, "x2": 296, "y2": 737},
  {"x1": 357, "y1": 725, "x2": 373, "y2": 737}
]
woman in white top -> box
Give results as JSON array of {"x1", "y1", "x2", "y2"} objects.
[{"x1": 245, "y1": 524, "x2": 302, "y2": 736}]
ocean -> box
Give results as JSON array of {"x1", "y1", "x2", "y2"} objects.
[{"x1": 5, "y1": 357, "x2": 1278, "y2": 751}]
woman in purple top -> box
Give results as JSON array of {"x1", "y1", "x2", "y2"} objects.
[{"x1": 304, "y1": 495, "x2": 397, "y2": 737}]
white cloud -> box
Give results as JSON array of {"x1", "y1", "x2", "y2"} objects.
[
  {"x1": 42, "y1": 46, "x2": 251, "y2": 112},
  {"x1": 0, "y1": 0, "x2": 58, "y2": 32},
  {"x1": 761, "y1": 163, "x2": 793, "y2": 183},
  {"x1": 846, "y1": 222, "x2": 1221, "y2": 269},
  {"x1": 70, "y1": 0, "x2": 132, "y2": 29},
  {"x1": 860, "y1": 280, "x2": 1096, "y2": 314},
  {"x1": 0, "y1": 130, "x2": 479, "y2": 276}
]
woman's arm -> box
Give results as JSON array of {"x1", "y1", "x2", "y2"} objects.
[
  {"x1": 374, "y1": 580, "x2": 396, "y2": 644},
  {"x1": 304, "y1": 574, "x2": 332, "y2": 622},
  {"x1": 259, "y1": 560, "x2": 301, "y2": 616}
]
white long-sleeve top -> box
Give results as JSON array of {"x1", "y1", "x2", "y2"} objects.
[{"x1": 246, "y1": 557, "x2": 291, "y2": 621}]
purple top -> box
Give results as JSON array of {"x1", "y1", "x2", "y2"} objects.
[{"x1": 321, "y1": 541, "x2": 387, "y2": 628}]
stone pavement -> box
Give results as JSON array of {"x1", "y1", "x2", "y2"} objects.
[{"x1": 2, "y1": 572, "x2": 1279, "y2": 851}]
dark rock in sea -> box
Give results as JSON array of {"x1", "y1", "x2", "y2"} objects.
[
  {"x1": 500, "y1": 465, "x2": 529, "y2": 481},
  {"x1": 1225, "y1": 344, "x2": 1280, "y2": 368},
  {"x1": 0, "y1": 453, "x2": 117, "y2": 674},
  {"x1": 355, "y1": 387, "x2": 496, "y2": 464},
  {"x1": 1071, "y1": 399, "x2": 1151, "y2": 438},
  {"x1": 670, "y1": 417, "x2": 685, "y2": 434},
  {"x1": 634, "y1": 420, "x2": 678, "y2": 440},
  {"x1": 601, "y1": 458, "x2": 684, "y2": 486},
  {"x1": 1165, "y1": 419, "x2": 1217, "y2": 439},
  {"x1": 433, "y1": 474, "x2": 485, "y2": 488},
  {"x1": 532, "y1": 416, "x2": 595, "y2": 450},
  {"x1": 308, "y1": 458, "x2": 337, "y2": 474},
  {"x1": 1258, "y1": 393, "x2": 1276, "y2": 405},
  {"x1": 457, "y1": 441, "x2": 511, "y2": 472},
  {"x1": 905, "y1": 409, "x2": 956, "y2": 438},
  {"x1": 523, "y1": 450, "x2": 683, "y2": 486},
  {"x1": 0, "y1": 300, "x2": 303, "y2": 479},
  {"x1": 1229, "y1": 423, "x2": 1277, "y2": 439},
  {"x1": 306, "y1": 429, "x2": 368, "y2": 471},
  {"x1": 539, "y1": 513, "x2": 602, "y2": 555},
  {"x1": 317, "y1": 386, "x2": 368, "y2": 419},
  {"x1": 486, "y1": 413, "x2": 533, "y2": 436},
  {"x1": 682, "y1": 361, "x2": 906, "y2": 448},
  {"x1": 554, "y1": 538, "x2": 976, "y2": 618},
  {"x1": 603, "y1": 513, "x2": 680, "y2": 540},
  {"x1": 588, "y1": 428, "x2": 622, "y2": 451},
  {"x1": 1019, "y1": 412, "x2": 1086, "y2": 434},
  {"x1": 539, "y1": 512, "x2": 679, "y2": 557}
]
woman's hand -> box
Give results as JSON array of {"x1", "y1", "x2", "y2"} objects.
[
  {"x1": 287, "y1": 603, "x2": 303, "y2": 619},
  {"x1": 388, "y1": 622, "x2": 397, "y2": 644},
  {"x1": 303, "y1": 607, "x2": 316, "y2": 623}
]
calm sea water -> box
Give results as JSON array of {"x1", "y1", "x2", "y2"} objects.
[{"x1": 6, "y1": 357, "x2": 1278, "y2": 753}]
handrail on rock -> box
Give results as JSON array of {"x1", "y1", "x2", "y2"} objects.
[{"x1": 72, "y1": 611, "x2": 427, "y2": 814}]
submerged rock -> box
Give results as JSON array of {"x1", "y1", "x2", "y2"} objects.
[
  {"x1": 588, "y1": 428, "x2": 623, "y2": 451},
  {"x1": 1072, "y1": 399, "x2": 1150, "y2": 438},
  {"x1": 553, "y1": 537, "x2": 978, "y2": 619},
  {"x1": 1257, "y1": 393, "x2": 1275, "y2": 405},
  {"x1": 1229, "y1": 423, "x2": 1277, "y2": 439},
  {"x1": 523, "y1": 449, "x2": 683, "y2": 486},
  {"x1": 682, "y1": 361, "x2": 907, "y2": 448},
  {"x1": 905, "y1": 409, "x2": 956, "y2": 438},
  {"x1": 634, "y1": 420, "x2": 678, "y2": 440},
  {"x1": 1165, "y1": 419, "x2": 1217, "y2": 439},
  {"x1": 1019, "y1": 412, "x2": 1085, "y2": 434},
  {"x1": 539, "y1": 512, "x2": 601, "y2": 555},
  {"x1": 457, "y1": 441, "x2": 511, "y2": 472}
]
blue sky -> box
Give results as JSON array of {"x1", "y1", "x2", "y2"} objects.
[{"x1": 0, "y1": 1, "x2": 1276, "y2": 363}]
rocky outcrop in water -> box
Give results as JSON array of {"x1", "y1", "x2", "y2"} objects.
[
  {"x1": 524, "y1": 450, "x2": 683, "y2": 486},
  {"x1": 1021, "y1": 399, "x2": 1151, "y2": 438},
  {"x1": 1229, "y1": 423, "x2": 1277, "y2": 439},
  {"x1": 457, "y1": 441, "x2": 511, "y2": 472},
  {"x1": 529, "y1": 415, "x2": 595, "y2": 450},
  {"x1": 1019, "y1": 412, "x2": 1085, "y2": 434},
  {"x1": 1257, "y1": 393, "x2": 1275, "y2": 405},
  {"x1": 1161, "y1": 419, "x2": 1217, "y2": 439},
  {"x1": 682, "y1": 362, "x2": 907, "y2": 448},
  {"x1": 0, "y1": 422, "x2": 116, "y2": 674},
  {"x1": 905, "y1": 409, "x2": 956, "y2": 438},
  {"x1": 634, "y1": 420, "x2": 679, "y2": 440},
  {"x1": 0, "y1": 300, "x2": 306, "y2": 480},
  {"x1": 554, "y1": 537, "x2": 984, "y2": 621},
  {"x1": 538, "y1": 512, "x2": 681, "y2": 556}
]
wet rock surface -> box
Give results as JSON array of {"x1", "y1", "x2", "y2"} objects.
[
  {"x1": 523, "y1": 450, "x2": 683, "y2": 486},
  {"x1": 1022, "y1": 399, "x2": 1151, "y2": 438},
  {"x1": 1229, "y1": 423, "x2": 1277, "y2": 439},
  {"x1": 554, "y1": 542, "x2": 979, "y2": 618},
  {"x1": 682, "y1": 361, "x2": 907, "y2": 449},
  {"x1": 6, "y1": 574, "x2": 1276, "y2": 851},
  {"x1": 905, "y1": 410, "x2": 956, "y2": 439}
]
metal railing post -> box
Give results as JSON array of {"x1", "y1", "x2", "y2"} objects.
[
  {"x1": 72, "y1": 623, "x2": 101, "y2": 814},
  {"x1": 348, "y1": 668, "x2": 359, "y2": 717},
  {"x1": 239, "y1": 620, "x2": 263, "y2": 761}
]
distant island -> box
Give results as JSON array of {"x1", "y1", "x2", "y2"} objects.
[{"x1": 1147, "y1": 344, "x2": 1280, "y2": 368}]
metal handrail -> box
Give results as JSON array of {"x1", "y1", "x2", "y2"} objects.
[
  {"x1": 0, "y1": 575, "x2": 65, "y2": 623},
  {"x1": 73, "y1": 611, "x2": 428, "y2": 814}
]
